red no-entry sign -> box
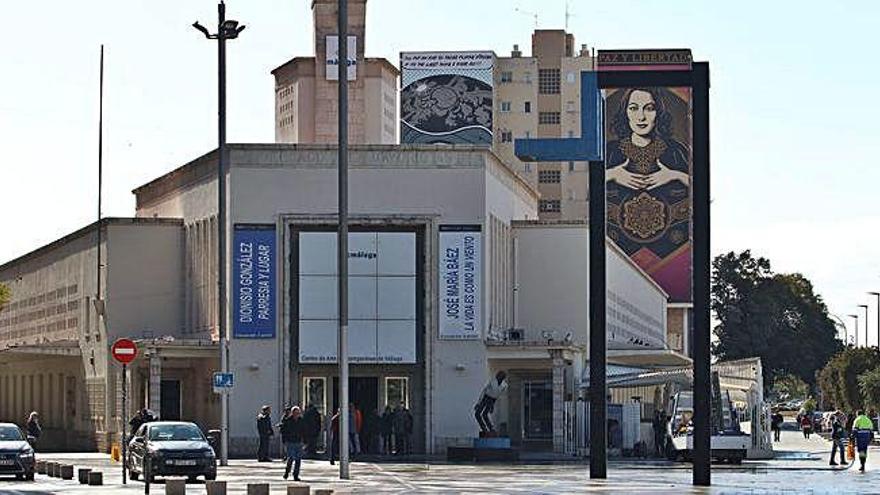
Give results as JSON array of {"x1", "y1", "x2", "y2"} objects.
[{"x1": 111, "y1": 338, "x2": 138, "y2": 364}]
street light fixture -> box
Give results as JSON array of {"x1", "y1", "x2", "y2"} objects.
[
  {"x1": 829, "y1": 313, "x2": 849, "y2": 346},
  {"x1": 859, "y1": 304, "x2": 870, "y2": 348},
  {"x1": 192, "y1": 0, "x2": 245, "y2": 468},
  {"x1": 870, "y1": 292, "x2": 880, "y2": 350},
  {"x1": 850, "y1": 314, "x2": 860, "y2": 347}
]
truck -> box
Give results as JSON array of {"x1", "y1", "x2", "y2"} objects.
[{"x1": 665, "y1": 389, "x2": 750, "y2": 464}]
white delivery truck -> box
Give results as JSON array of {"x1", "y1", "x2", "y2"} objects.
[{"x1": 665, "y1": 390, "x2": 750, "y2": 464}]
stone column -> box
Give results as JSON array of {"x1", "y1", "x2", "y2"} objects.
[
  {"x1": 551, "y1": 350, "x2": 565, "y2": 454},
  {"x1": 149, "y1": 351, "x2": 161, "y2": 417}
]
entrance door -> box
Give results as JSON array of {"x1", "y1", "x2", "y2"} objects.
[
  {"x1": 160, "y1": 380, "x2": 181, "y2": 420},
  {"x1": 332, "y1": 377, "x2": 379, "y2": 416},
  {"x1": 523, "y1": 380, "x2": 553, "y2": 440}
]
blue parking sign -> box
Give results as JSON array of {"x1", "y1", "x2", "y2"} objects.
[{"x1": 212, "y1": 372, "x2": 234, "y2": 393}]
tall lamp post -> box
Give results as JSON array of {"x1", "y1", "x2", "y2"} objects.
[
  {"x1": 192, "y1": 1, "x2": 245, "y2": 467},
  {"x1": 830, "y1": 313, "x2": 849, "y2": 346},
  {"x1": 850, "y1": 314, "x2": 860, "y2": 348},
  {"x1": 869, "y1": 292, "x2": 880, "y2": 349},
  {"x1": 859, "y1": 304, "x2": 870, "y2": 348}
]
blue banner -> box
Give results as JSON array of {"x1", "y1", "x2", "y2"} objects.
[{"x1": 232, "y1": 226, "x2": 276, "y2": 339}]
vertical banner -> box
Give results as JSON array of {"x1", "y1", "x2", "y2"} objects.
[
  {"x1": 232, "y1": 225, "x2": 276, "y2": 339},
  {"x1": 599, "y1": 49, "x2": 693, "y2": 303},
  {"x1": 326, "y1": 35, "x2": 357, "y2": 81},
  {"x1": 438, "y1": 225, "x2": 482, "y2": 340},
  {"x1": 399, "y1": 51, "x2": 495, "y2": 144}
]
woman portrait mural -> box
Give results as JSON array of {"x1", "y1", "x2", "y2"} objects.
[{"x1": 605, "y1": 87, "x2": 692, "y2": 302}]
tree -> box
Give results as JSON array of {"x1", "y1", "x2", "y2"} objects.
[
  {"x1": 817, "y1": 347, "x2": 880, "y2": 412},
  {"x1": 859, "y1": 366, "x2": 880, "y2": 412},
  {"x1": 0, "y1": 282, "x2": 9, "y2": 312},
  {"x1": 770, "y1": 373, "x2": 809, "y2": 401},
  {"x1": 712, "y1": 251, "x2": 842, "y2": 390}
]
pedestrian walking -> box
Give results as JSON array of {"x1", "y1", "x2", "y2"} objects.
[
  {"x1": 771, "y1": 410, "x2": 783, "y2": 442},
  {"x1": 800, "y1": 414, "x2": 812, "y2": 439},
  {"x1": 403, "y1": 406, "x2": 414, "y2": 455},
  {"x1": 348, "y1": 403, "x2": 362, "y2": 456},
  {"x1": 853, "y1": 410, "x2": 874, "y2": 472},
  {"x1": 25, "y1": 411, "x2": 41, "y2": 446},
  {"x1": 328, "y1": 408, "x2": 340, "y2": 465},
  {"x1": 829, "y1": 412, "x2": 846, "y2": 466},
  {"x1": 302, "y1": 404, "x2": 322, "y2": 458},
  {"x1": 380, "y1": 406, "x2": 393, "y2": 454},
  {"x1": 256, "y1": 405, "x2": 274, "y2": 462},
  {"x1": 129, "y1": 409, "x2": 146, "y2": 433},
  {"x1": 279, "y1": 406, "x2": 305, "y2": 481}
]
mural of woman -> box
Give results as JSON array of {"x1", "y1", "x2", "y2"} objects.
[{"x1": 605, "y1": 87, "x2": 692, "y2": 301}]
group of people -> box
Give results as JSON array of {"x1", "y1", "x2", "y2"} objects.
[
  {"x1": 826, "y1": 410, "x2": 876, "y2": 471},
  {"x1": 255, "y1": 402, "x2": 415, "y2": 480},
  {"x1": 128, "y1": 408, "x2": 157, "y2": 433}
]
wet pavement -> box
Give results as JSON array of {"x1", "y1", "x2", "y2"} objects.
[{"x1": 0, "y1": 430, "x2": 878, "y2": 494}]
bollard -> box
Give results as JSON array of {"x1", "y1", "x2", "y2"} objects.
[
  {"x1": 87, "y1": 471, "x2": 103, "y2": 486},
  {"x1": 313, "y1": 490, "x2": 334, "y2": 495},
  {"x1": 288, "y1": 484, "x2": 311, "y2": 495},
  {"x1": 206, "y1": 480, "x2": 228, "y2": 495},
  {"x1": 165, "y1": 478, "x2": 186, "y2": 495},
  {"x1": 78, "y1": 468, "x2": 92, "y2": 484},
  {"x1": 60, "y1": 464, "x2": 74, "y2": 480},
  {"x1": 47, "y1": 462, "x2": 57, "y2": 477},
  {"x1": 246, "y1": 483, "x2": 270, "y2": 495},
  {"x1": 35, "y1": 460, "x2": 46, "y2": 474}
]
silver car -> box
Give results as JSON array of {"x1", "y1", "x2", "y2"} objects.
[{"x1": 0, "y1": 423, "x2": 35, "y2": 481}]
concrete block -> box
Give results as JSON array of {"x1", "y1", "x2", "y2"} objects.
[
  {"x1": 288, "y1": 484, "x2": 311, "y2": 495},
  {"x1": 206, "y1": 480, "x2": 228, "y2": 495},
  {"x1": 165, "y1": 478, "x2": 186, "y2": 495},
  {"x1": 35, "y1": 460, "x2": 46, "y2": 474},
  {"x1": 314, "y1": 489, "x2": 334, "y2": 495},
  {"x1": 47, "y1": 462, "x2": 57, "y2": 477},
  {"x1": 87, "y1": 471, "x2": 103, "y2": 486},
  {"x1": 247, "y1": 483, "x2": 270, "y2": 495},
  {"x1": 78, "y1": 468, "x2": 92, "y2": 484},
  {"x1": 60, "y1": 464, "x2": 74, "y2": 480}
]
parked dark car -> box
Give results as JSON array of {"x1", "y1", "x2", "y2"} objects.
[
  {"x1": 128, "y1": 421, "x2": 216, "y2": 482},
  {"x1": 0, "y1": 423, "x2": 35, "y2": 480}
]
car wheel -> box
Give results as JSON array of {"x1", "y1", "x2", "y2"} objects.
[
  {"x1": 129, "y1": 470, "x2": 139, "y2": 481},
  {"x1": 25, "y1": 471, "x2": 35, "y2": 481},
  {"x1": 187, "y1": 475, "x2": 198, "y2": 483},
  {"x1": 15, "y1": 474, "x2": 23, "y2": 481},
  {"x1": 205, "y1": 472, "x2": 217, "y2": 481}
]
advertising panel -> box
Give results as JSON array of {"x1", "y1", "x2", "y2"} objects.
[
  {"x1": 326, "y1": 35, "x2": 357, "y2": 81},
  {"x1": 399, "y1": 51, "x2": 494, "y2": 145},
  {"x1": 232, "y1": 225, "x2": 276, "y2": 338},
  {"x1": 438, "y1": 225, "x2": 482, "y2": 340},
  {"x1": 599, "y1": 49, "x2": 694, "y2": 303},
  {"x1": 298, "y1": 232, "x2": 417, "y2": 364}
]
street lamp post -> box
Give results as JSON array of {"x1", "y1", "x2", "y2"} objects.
[
  {"x1": 830, "y1": 313, "x2": 849, "y2": 346},
  {"x1": 869, "y1": 292, "x2": 880, "y2": 349},
  {"x1": 192, "y1": 1, "x2": 245, "y2": 467},
  {"x1": 859, "y1": 304, "x2": 870, "y2": 348},
  {"x1": 850, "y1": 315, "x2": 860, "y2": 347}
]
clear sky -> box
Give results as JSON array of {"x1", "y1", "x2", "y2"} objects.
[{"x1": 1, "y1": 0, "x2": 878, "y2": 343}]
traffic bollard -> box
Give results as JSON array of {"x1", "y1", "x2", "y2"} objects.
[
  {"x1": 78, "y1": 468, "x2": 92, "y2": 484},
  {"x1": 206, "y1": 480, "x2": 227, "y2": 495},
  {"x1": 288, "y1": 483, "x2": 311, "y2": 495},
  {"x1": 87, "y1": 471, "x2": 103, "y2": 486},
  {"x1": 165, "y1": 478, "x2": 186, "y2": 495},
  {"x1": 246, "y1": 483, "x2": 270, "y2": 495}
]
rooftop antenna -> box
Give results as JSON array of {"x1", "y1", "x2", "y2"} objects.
[
  {"x1": 565, "y1": 0, "x2": 576, "y2": 31},
  {"x1": 515, "y1": 7, "x2": 539, "y2": 28}
]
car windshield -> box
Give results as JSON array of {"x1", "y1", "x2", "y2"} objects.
[
  {"x1": 148, "y1": 424, "x2": 205, "y2": 442},
  {"x1": 0, "y1": 426, "x2": 24, "y2": 441}
]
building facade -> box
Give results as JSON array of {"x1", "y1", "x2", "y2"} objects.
[{"x1": 272, "y1": 0, "x2": 398, "y2": 145}]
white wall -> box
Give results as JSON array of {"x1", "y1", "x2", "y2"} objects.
[{"x1": 514, "y1": 225, "x2": 668, "y2": 350}]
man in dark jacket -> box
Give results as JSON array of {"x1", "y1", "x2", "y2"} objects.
[
  {"x1": 256, "y1": 405, "x2": 274, "y2": 462},
  {"x1": 302, "y1": 404, "x2": 322, "y2": 458},
  {"x1": 380, "y1": 406, "x2": 393, "y2": 454},
  {"x1": 829, "y1": 412, "x2": 846, "y2": 466},
  {"x1": 279, "y1": 406, "x2": 305, "y2": 480}
]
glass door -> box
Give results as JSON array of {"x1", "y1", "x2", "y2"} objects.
[{"x1": 523, "y1": 380, "x2": 553, "y2": 440}]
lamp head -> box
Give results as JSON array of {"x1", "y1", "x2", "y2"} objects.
[
  {"x1": 192, "y1": 21, "x2": 212, "y2": 38},
  {"x1": 869, "y1": 292, "x2": 880, "y2": 296},
  {"x1": 221, "y1": 20, "x2": 245, "y2": 39}
]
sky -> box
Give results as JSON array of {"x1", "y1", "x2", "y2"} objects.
[{"x1": 1, "y1": 0, "x2": 879, "y2": 343}]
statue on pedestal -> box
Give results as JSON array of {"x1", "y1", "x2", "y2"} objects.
[{"x1": 474, "y1": 371, "x2": 508, "y2": 435}]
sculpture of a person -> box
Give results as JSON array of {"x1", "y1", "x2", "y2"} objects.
[{"x1": 474, "y1": 371, "x2": 508, "y2": 435}]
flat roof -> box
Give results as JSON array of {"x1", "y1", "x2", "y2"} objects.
[
  {"x1": 0, "y1": 217, "x2": 183, "y2": 273},
  {"x1": 133, "y1": 143, "x2": 539, "y2": 210}
]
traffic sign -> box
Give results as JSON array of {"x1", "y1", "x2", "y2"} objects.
[
  {"x1": 213, "y1": 372, "x2": 234, "y2": 394},
  {"x1": 111, "y1": 338, "x2": 138, "y2": 364}
]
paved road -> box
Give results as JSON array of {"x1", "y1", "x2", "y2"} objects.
[{"x1": 0, "y1": 430, "x2": 878, "y2": 494}]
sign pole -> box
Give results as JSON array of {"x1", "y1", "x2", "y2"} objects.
[
  {"x1": 122, "y1": 362, "x2": 127, "y2": 484},
  {"x1": 337, "y1": 0, "x2": 351, "y2": 480}
]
